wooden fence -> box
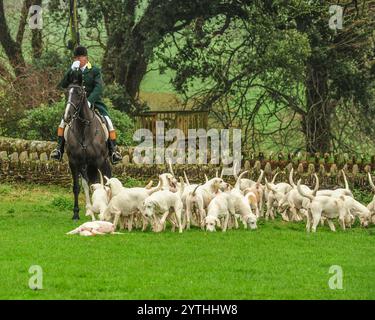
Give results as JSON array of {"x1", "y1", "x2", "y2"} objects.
[{"x1": 134, "y1": 110, "x2": 209, "y2": 138}]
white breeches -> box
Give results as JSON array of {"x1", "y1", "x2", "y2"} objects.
[
  {"x1": 59, "y1": 116, "x2": 114, "y2": 131},
  {"x1": 104, "y1": 116, "x2": 114, "y2": 131}
]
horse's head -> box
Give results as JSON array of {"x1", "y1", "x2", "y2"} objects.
[{"x1": 64, "y1": 84, "x2": 87, "y2": 123}]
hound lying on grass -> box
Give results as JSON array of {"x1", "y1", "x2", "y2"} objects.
[{"x1": 66, "y1": 221, "x2": 119, "y2": 236}]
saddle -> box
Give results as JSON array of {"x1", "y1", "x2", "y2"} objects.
[
  {"x1": 94, "y1": 109, "x2": 109, "y2": 141},
  {"x1": 64, "y1": 109, "x2": 109, "y2": 141}
]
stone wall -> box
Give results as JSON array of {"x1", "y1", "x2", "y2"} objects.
[{"x1": 0, "y1": 136, "x2": 374, "y2": 190}]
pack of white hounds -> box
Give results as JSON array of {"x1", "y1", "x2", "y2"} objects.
[{"x1": 67, "y1": 162, "x2": 375, "y2": 236}]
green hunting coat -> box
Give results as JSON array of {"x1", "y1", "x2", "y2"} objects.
[{"x1": 59, "y1": 62, "x2": 109, "y2": 117}]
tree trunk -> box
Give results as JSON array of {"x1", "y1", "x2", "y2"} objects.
[
  {"x1": 302, "y1": 62, "x2": 332, "y2": 153},
  {"x1": 100, "y1": 0, "x2": 249, "y2": 108},
  {"x1": 102, "y1": 21, "x2": 148, "y2": 102},
  {"x1": 31, "y1": 29, "x2": 43, "y2": 59},
  {"x1": 118, "y1": 36, "x2": 147, "y2": 100},
  {"x1": 0, "y1": 0, "x2": 26, "y2": 76}
]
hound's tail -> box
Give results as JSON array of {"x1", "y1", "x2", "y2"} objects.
[
  {"x1": 289, "y1": 168, "x2": 296, "y2": 188},
  {"x1": 183, "y1": 171, "x2": 190, "y2": 185},
  {"x1": 297, "y1": 174, "x2": 319, "y2": 201},
  {"x1": 234, "y1": 170, "x2": 248, "y2": 190},
  {"x1": 271, "y1": 172, "x2": 279, "y2": 184},
  {"x1": 257, "y1": 169, "x2": 264, "y2": 184},
  {"x1": 147, "y1": 175, "x2": 163, "y2": 195},
  {"x1": 341, "y1": 170, "x2": 350, "y2": 191},
  {"x1": 179, "y1": 176, "x2": 185, "y2": 197},
  {"x1": 233, "y1": 162, "x2": 240, "y2": 180},
  {"x1": 145, "y1": 180, "x2": 153, "y2": 189},
  {"x1": 167, "y1": 159, "x2": 175, "y2": 177}
]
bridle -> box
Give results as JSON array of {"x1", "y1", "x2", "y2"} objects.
[
  {"x1": 66, "y1": 84, "x2": 97, "y2": 151},
  {"x1": 66, "y1": 85, "x2": 95, "y2": 126}
]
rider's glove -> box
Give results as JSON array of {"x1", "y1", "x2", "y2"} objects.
[
  {"x1": 87, "y1": 101, "x2": 92, "y2": 108},
  {"x1": 71, "y1": 60, "x2": 81, "y2": 70}
]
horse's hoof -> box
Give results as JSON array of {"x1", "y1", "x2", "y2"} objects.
[{"x1": 72, "y1": 216, "x2": 80, "y2": 221}]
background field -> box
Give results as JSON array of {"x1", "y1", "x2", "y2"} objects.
[{"x1": 1, "y1": 182, "x2": 375, "y2": 300}]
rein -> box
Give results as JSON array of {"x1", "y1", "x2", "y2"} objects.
[
  {"x1": 68, "y1": 86, "x2": 95, "y2": 125},
  {"x1": 66, "y1": 85, "x2": 98, "y2": 151}
]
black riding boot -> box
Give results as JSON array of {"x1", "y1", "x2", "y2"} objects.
[
  {"x1": 108, "y1": 139, "x2": 122, "y2": 164},
  {"x1": 51, "y1": 136, "x2": 65, "y2": 161}
]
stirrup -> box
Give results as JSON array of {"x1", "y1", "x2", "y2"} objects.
[
  {"x1": 110, "y1": 151, "x2": 122, "y2": 164},
  {"x1": 51, "y1": 149, "x2": 63, "y2": 161}
]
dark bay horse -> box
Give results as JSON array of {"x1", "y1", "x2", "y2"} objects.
[{"x1": 64, "y1": 83, "x2": 111, "y2": 220}]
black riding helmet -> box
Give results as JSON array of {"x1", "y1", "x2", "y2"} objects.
[{"x1": 74, "y1": 46, "x2": 88, "y2": 57}]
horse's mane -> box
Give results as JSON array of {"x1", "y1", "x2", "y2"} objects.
[{"x1": 69, "y1": 69, "x2": 83, "y2": 86}]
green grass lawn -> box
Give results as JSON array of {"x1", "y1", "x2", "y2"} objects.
[{"x1": 0, "y1": 182, "x2": 375, "y2": 300}]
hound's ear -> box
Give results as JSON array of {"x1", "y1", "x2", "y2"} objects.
[
  {"x1": 265, "y1": 178, "x2": 276, "y2": 192},
  {"x1": 220, "y1": 168, "x2": 224, "y2": 178},
  {"x1": 179, "y1": 176, "x2": 184, "y2": 185},
  {"x1": 204, "y1": 174, "x2": 209, "y2": 183},
  {"x1": 166, "y1": 175, "x2": 173, "y2": 186},
  {"x1": 215, "y1": 218, "x2": 221, "y2": 227},
  {"x1": 145, "y1": 180, "x2": 153, "y2": 189}
]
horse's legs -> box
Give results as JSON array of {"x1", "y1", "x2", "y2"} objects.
[{"x1": 72, "y1": 170, "x2": 80, "y2": 220}]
